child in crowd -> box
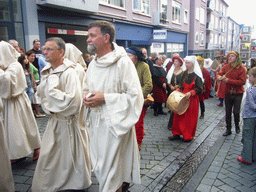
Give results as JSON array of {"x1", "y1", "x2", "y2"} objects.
[{"x1": 237, "y1": 67, "x2": 256, "y2": 165}]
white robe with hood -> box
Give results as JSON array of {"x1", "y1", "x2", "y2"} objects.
[
  {"x1": 0, "y1": 41, "x2": 41, "y2": 160},
  {"x1": 32, "y1": 59, "x2": 91, "y2": 191},
  {"x1": 0, "y1": 98, "x2": 15, "y2": 192},
  {"x1": 83, "y1": 43, "x2": 144, "y2": 192}
]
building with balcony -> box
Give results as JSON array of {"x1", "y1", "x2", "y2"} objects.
[
  {"x1": 0, "y1": 0, "x2": 193, "y2": 58},
  {"x1": 188, "y1": 0, "x2": 228, "y2": 59},
  {"x1": 226, "y1": 17, "x2": 242, "y2": 53},
  {"x1": 240, "y1": 26, "x2": 253, "y2": 65}
]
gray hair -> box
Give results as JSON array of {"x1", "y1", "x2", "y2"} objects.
[
  {"x1": 46, "y1": 37, "x2": 66, "y2": 54},
  {"x1": 8, "y1": 39, "x2": 18, "y2": 45}
]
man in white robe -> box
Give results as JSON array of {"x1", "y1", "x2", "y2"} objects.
[
  {"x1": 83, "y1": 20, "x2": 144, "y2": 192},
  {"x1": 32, "y1": 37, "x2": 91, "y2": 191},
  {"x1": 0, "y1": 98, "x2": 15, "y2": 192},
  {"x1": 0, "y1": 41, "x2": 41, "y2": 162}
]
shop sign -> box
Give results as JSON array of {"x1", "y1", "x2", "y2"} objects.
[
  {"x1": 48, "y1": 28, "x2": 88, "y2": 36},
  {"x1": 153, "y1": 29, "x2": 167, "y2": 40}
]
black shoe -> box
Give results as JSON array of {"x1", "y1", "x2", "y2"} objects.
[
  {"x1": 183, "y1": 139, "x2": 192, "y2": 142},
  {"x1": 223, "y1": 130, "x2": 232, "y2": 136},
  {"x1": 168, "y1": 135, "x2": 181, "y2": 140},
  {"x1": 199, "y1": 113, "x2": 204, "y2": 119},
  {"x1": 236, "y1": 126, "x2": 240, "y2": 134},
  {"x1": 158, "y1": 111, "x2": 167, "y2": 115},
  {"x1": 154, "y1": 111, "x2": 158, "y2": 116}
]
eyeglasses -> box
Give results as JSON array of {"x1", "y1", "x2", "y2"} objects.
[{"x1": 43, "y1": 48, "x2": 60, "y2": 52}]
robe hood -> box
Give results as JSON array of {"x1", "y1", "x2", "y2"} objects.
[
  {"x1": 93, "y1": 42, "x2": 127, "y2": 68},
  {"x1": 40, "y1": 58, "x2": 76, "y2": 76},
  {"x1": 64, "y1": 43, "x2": 87, "y2": 69},
  {"x1": 0, "y1": 41, "x2": 20, "y2": 70}
]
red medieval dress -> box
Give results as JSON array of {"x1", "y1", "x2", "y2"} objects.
[
  {"x1": 172, "y1": 73, "x2": 202, "y2": 141},
  {"x1": 198, "y1": 67, "x2": 212, "y2": 101}
]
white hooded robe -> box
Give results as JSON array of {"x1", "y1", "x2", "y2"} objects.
[{"x1": 83, "y1": 43, "x2": 144, "y2": 192}]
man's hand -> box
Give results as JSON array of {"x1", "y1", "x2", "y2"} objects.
[
  {"x1": 163, "y1": 83, "x2": 166, "y2": 90},
  {"x1": 83, "y1": 91, "x2": 105, "y2": 108},
  {"x1": 222, "y1": 77, "x2": 228, "y2": 83},
  {"x1": 185, "y1": 92, "x2": 191, "y2": 99}
]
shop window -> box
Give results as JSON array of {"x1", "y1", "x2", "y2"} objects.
[
  {"x1": 133, "y1": 0, "x2": 149, "y2": 14},
  {"x1": 100, "y1": 0, "x2": 124, "y2": 8},
  {"x1": 172, "y1": 1, "x2": 181, "y2": 23}
]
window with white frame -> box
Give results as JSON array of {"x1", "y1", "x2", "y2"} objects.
[
  {"x1": 241, "y1": 53, "x2": 247, "y2": 58},
  {"x1": 195, "y1": 32, "x2": 199, "y2": 43},
  {"x1": 200, "y1": 32, "x2": 204, "y2": 46},
  {"x1": 133, "y1": 0, "x2": 150, "y2": 14},
  {"x1": 242, "y1": 36, "x2": 248, "y2": 41},
  {"x1": 242, "y1": 45, "x2": 248, "y2": 50},
  {"x1": 184, "y1": 10, "x2": 188, "y2": 23},
  {"x1": 215, "y1": 0, "x2": 219, "y2": 11},
  {"x1": 172, "y1": 1, "x2": 181, "y2": 23},
  {"x1": 215, "y1": 34, "x2": 218, "y2": 45},
  {"x1": 215, "y1": 16, "x2": 218, "y2": 29},
  {"x1": 160, "y1": 0, "x2": 167, "y2": 20},
  {"x1": 100, "y1": 0, "x2": 124, "y2": 7},
  {"x1": 196, "y1": 7, "x2": 200, "y2": 20},
  {"x1": 200, "y1": 8, "x2": 205, "y2": 24},
  {"x1": 243, "y1": 27, "x2": 248, "y2": 32}
]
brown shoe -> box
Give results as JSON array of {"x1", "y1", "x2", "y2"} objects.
[{"x1": 168, "y1": 135, "x2": 181, "y2": 140}]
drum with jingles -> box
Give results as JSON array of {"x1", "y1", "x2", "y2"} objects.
[{"x1": 166, "y1": 91, "x2": 190, "y2": 115}]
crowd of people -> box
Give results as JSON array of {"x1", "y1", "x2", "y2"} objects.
[{"x1": 0, "y1": 20, "x2": 255, "y2": 192}]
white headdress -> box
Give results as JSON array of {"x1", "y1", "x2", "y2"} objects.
[
  {"x1": 204, "y1": 58, "x2": 213, "y2": 69},
  {"x1": 183, "y1": 55, "x2": 204, "y2": 82},
  {"x1": 64, "y1": 43, "x2": 87, "y2": 68},
  {"x1": 0, "y1": 41, "x2": 20, "y2": 69},
  {"x1": 166, "y1": 58, "x2": 186, "y2": 84}
]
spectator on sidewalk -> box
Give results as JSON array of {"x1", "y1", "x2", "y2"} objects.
[
  {"x1": 126, "y1": 46, "x2": 153, "y2": 151},
  {"x1": 83, "y1": 20, "x2": 143, "y2": 192},
  {"x1": 18, "y1": 54, "x2": 36, "y2": 102},
  {"x1": 216, "y1": 51, "x2": 247, "y2": 136},
  {"x1": 0, "y1": 41, "x2": 41, "y2": 164},
  {"x1": 8, "y1": 39, "x2": 22, "y2": 53},
  {"x1": 38, "y1": 45, "x2": 49, "y2": 73},
  {"x1": 30, "y1": 39, "x2": 42, "y2": 71},
  {"x1": 237, "y1": 67, "x2": 256, "y2": 165},
  {"x1": 32, "y1": 37, "x2": 91, "y2": 191},
  {"x1": 168, "y1": 56, "x2": 203, "y2": 142},
  {"x1": 26, "y1": 50, "x2": 45, "y2": 118}
]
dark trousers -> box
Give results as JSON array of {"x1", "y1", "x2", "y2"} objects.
[
  {"x1": 154, "y1": 102, "x2": 163, "y2": 113},
  {"x1": 168, "y1": 111, "x2": 174, "y2": 129},
  {"x1": 225, "y1": 93, "x2": 243, "y2": 131},
  {"x1": 199, "y1": 101, "x2": 205, "y2": 114}
]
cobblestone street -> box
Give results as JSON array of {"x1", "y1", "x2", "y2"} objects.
[{"x1": 11, "y1": 98, "x2": 256, "y2": 192}]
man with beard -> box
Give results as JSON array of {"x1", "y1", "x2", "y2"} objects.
[{"x1": 83, "y1": 20, "x2": 143, "y2": 192}]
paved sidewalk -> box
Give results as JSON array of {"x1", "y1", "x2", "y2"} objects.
[{"x1": 11, "y1": 98, "x2": 256, "y2": 192}]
